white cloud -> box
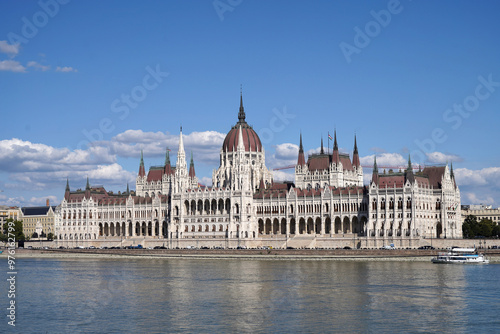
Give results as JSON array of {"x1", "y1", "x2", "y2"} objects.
[
  {"x1": 55, "y1": 66, "x2": 77, "y2": 72},
  {"x1": 27, "y1": 61, "x2": 50, "y2": 71},
  {"x1": 360, "y1": 153, "x2": 407, "y2": 169},
  {"x1": 199, "y1": 176, "x2": 212, "y2": 187},
  {"x1": 275, "y1": 143, "x2": 298, "y2": 160},
  {"x1": 426, "y1": 152, "x2": 462, "y2": 164},
  {"x1": 272, "y1": 170, "x2": 294, "y2": 183},
  {"x1": 86, "y1": 163, "x2": 136, "y2": 185},
  {"x1": 113, "y1": 129, "x2": 169, "y2": 144},
  {"x1": 454, "y1": 167, "x2": 500, "y2": 187},
  {"x1": 0, "y1": 138, "x2": 115, "y2": 172},
  {"x1": 0, "y1": 59, "x2": 26, "y2": 72},
  {"x1": 29, "y1": 195, "x2": 58, "y2": 206},
  {"x1": 464, "y1": 192, "x2": 495, "y2": 206},
  {"x1": 1, "y1": 196, "x2": 25, "y2": 207},
  {"x1": 0, "y1": 40, "x2": 20, "y2": 57}
]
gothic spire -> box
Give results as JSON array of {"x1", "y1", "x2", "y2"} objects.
[
  {"x1": 126, "y1": 183, "x2": 130, "y2": 195},
  {"x1": 352, "y1": 134, "x2": 360, "y2": 167},
  {"x1": 320, "y1": 137, "x2": 324, "y2": 154},
  {"x1": 85, "y1": 176, "x2": 91, "y2": 198},
  {"x1": 189, "y1": 152, "x2": 196, "y2": 178},
  {"x1": 332, "y1": 129, "x2": 340, "y2": 164},
  {"x1": 405, "y1": 154, "x2": 415, "y2": 184},
  {"x1": 138, "y1": 150, "x2": 145, "y2": 177},
  {"x1": 333, "y1": 129, "x2": 338, "y2": 151},
  {"x1": 175, "y1": 127, "x2": 187, "y2": 176},
  {"x1": 238, "y1": 87, "x2": 246, "y2": 124},
  {"x1": 164, "y1": 147, "x2": 172, "y2": 174},
  {"x1": 353, "y1": 134, "x2": 358, "y2": 155},
  {"x1": 64, "y1": 178, "x2": 71, "y2": 200},
  {"x1": 371, "y1": 156, "x2": 379, "y2": 185},
  {"x1": 297, "y1": 132, "x2": 305, "y2": 166},
  {"x1": 165, "y1": 147, "x2": 170, "y2": 166},
  {"x1": 178, "y1": 127, "x2": 185, "y2": 155}
]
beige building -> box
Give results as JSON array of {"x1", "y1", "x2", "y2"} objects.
[
  {"x1": 0, "y1": 205, "x2": 20, "y2": 232},
  {"x1": 462, "y1": 204, "x2": 500, "y2": 225},
  {"x1": 20, "y1": 200, "x2": 56, "y2": 239}
]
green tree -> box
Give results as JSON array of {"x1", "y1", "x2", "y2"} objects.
[
  {"x1": 479, "y1": 218, "x2": 494, "y2": 238},
  {"x1": 47, "y1": 232, "x2": 54, "y2": 241},
  {"x1": 1, "y1": 218, "x2": 25, "y2": 242},
  {"x1": 492, "y1": 224, "x2": 500, "y2": 238},
  {"x1": 462, "y1": 215, "x2": 478, "y2": 238}
]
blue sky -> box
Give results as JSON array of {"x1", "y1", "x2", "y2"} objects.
[{"x1": 1, "y1": 0, "x2": 500, "y2": 207}]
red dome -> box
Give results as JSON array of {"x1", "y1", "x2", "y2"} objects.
[
  {"x1": 222, "y1": 92, "x2": 262, "y2": 152},
  {"x1": 223, "y1": 123, "x2": 262, "y2": 152}
]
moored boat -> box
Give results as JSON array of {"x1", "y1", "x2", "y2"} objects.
[{"x1": 432, "y1": 248, "x2": 489, "y2": 264}]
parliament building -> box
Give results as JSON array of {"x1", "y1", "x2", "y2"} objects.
[{"x1": 56, "y1": 94, "x2": 462, "y2": 248}]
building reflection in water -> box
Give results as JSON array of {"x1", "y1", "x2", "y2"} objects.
[{"x1": 32, "y1": 258, "x2": 489, "y2": 333}]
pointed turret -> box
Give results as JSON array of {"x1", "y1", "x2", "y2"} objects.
[
  {"x1": 164, "y1": 147, "x2": 172, "y2": 174},
  {"x1": 175, "y1": 127, "x2": 188, "y2": 188},
  {"x1": 371, "y1": 156, "x2": 379, "y2": 184},
  {"x1": 85, "y1": 176, "x2": 91, "y2": 198},
  {"x1": 126, "y1": 183, "x2": 130, "y2": 195},
  {"x1": 238, "y1": 88, "x2": 246, "y2": 124},
  {"x1": 333, "y1": 129, "x2": 338, "y2": 151},
  {"x1": 352, "y1": 134, "x2": 360, "y2": 168},
  {"x1": 64, "y1": 178, "x2": 70, "y2": 200},
  {"x1": 332, "y1": 129, "x2": 340, "y2": 164},
  {"x1": 138, "y1": 150, "x2": 145, "y2": 177},
  {"x1": 178, "y1": 127, "x2": 185, "y2": 156},
  {"x1": 320, "y1": 137, "x2": 324, "y2": 154},
  {"x1": 405, "y1": 154, "x2": 415, "y2": 184},
  {"x1": 297, "y1": 132, "x2": 306, "y2": 166},
  {"x1": 189, "y1": 152, "x2": 196, "y2": 178}
]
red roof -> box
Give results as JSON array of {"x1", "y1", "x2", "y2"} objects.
[
  {"x1": 222, "y1": 124, "x2": 262, "y2": 152},
  {"x1": 147, "y1": 168, "x2": 164, "y2": 182},
  {"x1": 377, "y1": 175, "x2": 405, "y2": 188},
  {"x1": 307, "y1": 155, "x2": 330, "y2": 171},
  {"x1": 422, "y1": 166, "x2": 446, "y2": 188},
  {"x1": 340, "y1": 154, "x2": 353, "y2": 171}
]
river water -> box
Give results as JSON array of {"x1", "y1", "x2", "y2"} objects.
[{"x1": 2, "y1": 257, "x2": 500, "y2": 333}]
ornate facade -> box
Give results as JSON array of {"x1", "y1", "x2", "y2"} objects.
[{"x1": 55, "y1": 93, "x2": 462, "y2": 248}]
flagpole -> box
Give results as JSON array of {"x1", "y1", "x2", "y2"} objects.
[
  {"x1": 327, "y1": 131, "x2": 330, "y2": 155},
  {"x1": 327, "y1": 131, "x2": 331, "y2": 155}
]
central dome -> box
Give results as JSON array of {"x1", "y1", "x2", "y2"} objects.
[{"x1": 222, "y1": 94, "x2": 262, "y2": 153}]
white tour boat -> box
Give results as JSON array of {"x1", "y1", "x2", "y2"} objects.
[{"x1": 432, "y1": 248, "x2": 489, "y2": 264}]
